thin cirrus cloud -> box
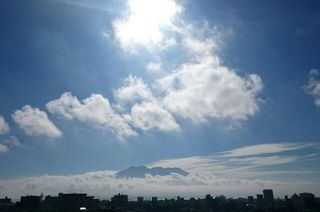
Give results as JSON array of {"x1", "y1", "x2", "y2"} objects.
[
  {"x1": 12, "y1": 105, "x2": 62, "y2": 139},
  {"x1": 150, "y1": 142, "x2": 320, "y2": 179},
  {"x1": 0, "y1": 115, "x2": 10, "y2": 135},
  {"x1": 219, "y1": 142, "x2": 318, "y2": 157},
  {"x1": 0, "y1": 142, "x2": 319, "y2": 199}
]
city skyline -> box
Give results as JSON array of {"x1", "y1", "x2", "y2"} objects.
[
  {"x1": 0, "y1": 189, "x2": 319, "y2": 211},
  {"x1": 1, "y1": 0, "x2": 320, "y2": 199}
]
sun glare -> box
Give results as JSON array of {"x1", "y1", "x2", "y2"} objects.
[{"x1": 114, "y1": 0, "x2": 182, "y2": 49}]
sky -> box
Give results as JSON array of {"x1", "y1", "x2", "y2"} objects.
[{"x1": 0, "y1": 0, "x2": 320, "y2": 199}]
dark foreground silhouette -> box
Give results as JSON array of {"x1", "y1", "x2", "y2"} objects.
[{"x1": 0, "y1": 189, "x2": 319, "y2": 212}]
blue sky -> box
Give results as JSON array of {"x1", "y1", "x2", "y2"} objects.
[{"x1": 0, "y1": 0, "x2": 320, "y2": 198}]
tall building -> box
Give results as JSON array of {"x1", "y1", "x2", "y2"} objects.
[
  {"x1": 256, "y1": 194, "x2": 264, "y2": 205},
  {"x1": 137, "y1": 196, "x2": 144, "y2": 204},
  {"x1": 20, "y1": 195, "x2": 41, "y2": 209},
  {"x1": 151, "y1": 197, "x2": 158, "y2": 206},
  {"x1": 0, "y1": 196, "x2": 12, "y2": 206},
  {"x1": 111, "y1": 193, "x2": 128, "y2": 209},
  {"x1": 263, "y1": 189, "x2": 274, "y2": 206},
  {"x1": 299, "y1": 193, "x2": 316, "y2": 209},
  {"x1": 247, "y1": 196, "x2": 254, "y2": 204}
]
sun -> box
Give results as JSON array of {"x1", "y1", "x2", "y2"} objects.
[{"x1": 114, "y1": 0, "x2": 182, "y2": 50}]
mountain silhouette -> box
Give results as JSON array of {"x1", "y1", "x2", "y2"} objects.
[{"x1": 116, "y1": 165, "x2": 189, "y2": 178}]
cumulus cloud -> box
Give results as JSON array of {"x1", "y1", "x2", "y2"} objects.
[
  {"x1": 22, "y1": 0, "x2": 263, "y2": 141},
  {"x1": 305, "y1": 69, "x2": 320, "y2": 106},
  {"x1": 46, "y1": 92, "x2": 137, "y2": 139},
  {"x1": 114, "y1": 76, "x2": 153, "y2": 104},
  {"x1": 183, "y1": 36, "x2": 217, "y2": 56},
  {"x1": 111, "y1": 0, "x2": 263, "y2": 126},
  {"x1": 113, "y1": 0, "x2": 182, "y2": 52},
  {"x1": 12, "y1": 106, "x2": 62, "y2": 138},
  {"x1": 0, "y1": 143, "x2": 9, "y2": 156},
  {"x1": 125, "y1": 101, "x2": 180, "y2": 132},
  {"x1": 146, "y1": 62, "x2": 162, "y2": 73},
  {"x1": 158, "y1": 56, "x2": 263, "y2": 123},
  {"x1": 0, "y1": 116, "x2": 9, "y2": 135}
]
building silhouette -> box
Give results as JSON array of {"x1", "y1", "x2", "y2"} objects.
[
  {"x1": 0, "y1": 196, "x2": 12, "y2": 205},
  {"x1": 111, "y1": 193, "x2": 128, "y2": 210},
  {"x1": 137, "y1": 196, "x2": 144, "y2": 204},
  {"x1": 44, "y1": 193, "x2": 98, "y2": 211},
  {"x1": 256, "y1": 194, "x2": 264, "y2": 205},
  {"x1": 0, "y1": 189, "x2": 319, "y2": 212},
  {"x1": 19, "y1": 195, "x2": 42, "y2": 209},
  {"x1": 247, "y1": 196, "x2": 254, "y2": 204},
  {"x1": 263, "y1": 189, "x2": 274, "y2": 206}
]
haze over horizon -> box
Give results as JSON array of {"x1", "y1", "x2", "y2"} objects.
[{"x1": 0, "y1": 0, "x2": 320, "y2": 199}]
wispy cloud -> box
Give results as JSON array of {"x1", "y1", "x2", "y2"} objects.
[
  {"x1": 220, "y1": 143, "x2": 318, "y2": 157},
  {"x1": 151, "y1": 142, "x2": 320, "y2": 178},
  {"x1": 305, "y1": 69, "x2": 320, "y2": 106},
  {"x1": 2, "y1": 136, "x2": 21, "y2": 148},
  {"x1": 1, "y1": 142, "x2": 318, "y2": 198},
  {"x1": 53, "y1": 0, "x2": 114, "y2": 13}
]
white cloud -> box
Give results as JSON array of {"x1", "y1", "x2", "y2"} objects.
[
  {"x1": 151, "y1": 142, "x2": 320, "y2": 179},
  {"x1": 183, "y1": 37, "x2": 217, "y2": 56},
  {"x1": 220, "y1": 143, "x2": 317, "y2": 157},
  {"x1": 113, "y1": 0, "x2": 182, "y2": 52},
  {"x1": 3, "y1": 136, "x2": 21, "y2": 147},
  {"x1": 158, "y1": 56, "x2": 263, "y2": 123},
  {"x1": 46, "y1": 92, "x2": 137, "y2": 139},
  {"x1": 3, "y1": 170, "x2": 320, "y2": 200},
  {"x1": 146, "y1": 61, "x2": 162, "y2": 73},
  {"x1": 114, "y1": 75, "x2": 153, "y2": 104},
  {"x1": 0, "y1": 142, "x2": 319, "y2": 199},
  {"x1": 12, "y1": 105, "x2": 62, "y2": 138},
  {"x1": 152, "y1": 21, "x2": 263, "y2": 123},
  {"x1": 0, "y1": 143, "x2": 8, "y2": 156},
  {"x1": 0, "y1": 116, "x2": 9, "y2": 135},
  {"x1": 305, "y1": 69, "x2": 320, "y2": 106},
  {"x1": 125, "y1": 101, "x2": 180, "y2": 132},
  {"x1": 111, "y1": 1, "x2": 263, "y2": 128}
]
